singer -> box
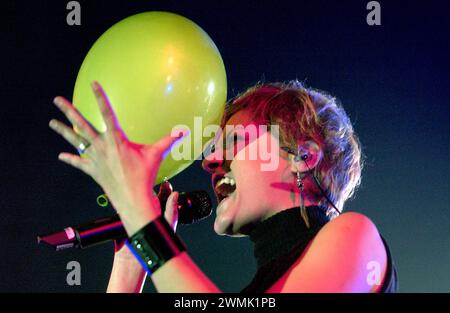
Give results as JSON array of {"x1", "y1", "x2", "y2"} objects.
[{"x1": 49, "y1": 80, "x2": 398, "y2": 292}]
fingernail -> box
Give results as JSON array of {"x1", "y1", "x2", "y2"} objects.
[
  {"x1": 49, "y1": 120, "x2": 56, "y2": 128},
  {"x1": 177, "y1": 129, "x2": 190, "y2": 138},
  {"x1": 91, "y1": 81, "x2": 99, "y2": 90},
  {"x1": 53, "y1": 97, "x2": 61, "y2": 105}
]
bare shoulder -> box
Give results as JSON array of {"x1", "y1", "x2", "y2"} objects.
[
  {"x1": 269, "y1": 211, "x2": 388, "y2": 292},
  {"x1": 309, "y1": 211, "x2": 387, "y2": 291},
  {"x1": 322, "y1": 211, "x2": 380, "y2": 238},
  {"x1": 315, "y1": 211, "x2": 386, "y2": 265}
]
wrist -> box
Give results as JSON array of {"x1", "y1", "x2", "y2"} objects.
[
  {"x1": 128, "y1": 216, "x2": 186, "y2": 275},
  {"x1": 117, "y1": 195, "x2": 161, "y2": 236},
  {"x1": 114, "y1": 244, "x2": 141, "y2": 262},
  {"x1": 108, "y1": 255, "x2": 147, "y2": 293}
]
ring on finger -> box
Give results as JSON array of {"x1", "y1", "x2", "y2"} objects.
[{"x1": 77, "y1": 141, "x2": 91, "y2": 154}]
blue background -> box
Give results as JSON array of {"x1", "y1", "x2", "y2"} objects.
[{"x1": 1, "y1": 0, "x2": 449, "y2": 292}]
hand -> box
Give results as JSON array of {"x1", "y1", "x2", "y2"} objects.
[{"x1": 50, "y1": 81, "x2": 188, "y2": 234}]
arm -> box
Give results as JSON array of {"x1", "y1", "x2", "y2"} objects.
[
  {"x1": 51, "y1": 82, "x2": 221, "y2": 293},
  {"x1": 107, "y1": 182, "x2": 220, "y2": 293},
  {"x1": 150, "y1": 252, "x2": 221, "y2": 293},
  {"x1": 107, "y1": 208, "x2": 220, "y2": 293},
  {"x1": 118, "y1": 191, "x2": 221, "y2": 293},
  {"x1": 106, "y1": 181, "x2": 174, "y2": 293},
  {"x1": 106, "y1": 185, "x2": 221, "y2": 293},
  {"x1": 107, "y1": 247, "x2": 147, "y2": 293}
]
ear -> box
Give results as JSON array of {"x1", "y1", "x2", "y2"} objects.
[{"x1": 289, "y1": 140, "x2": 323, "y2": 173}]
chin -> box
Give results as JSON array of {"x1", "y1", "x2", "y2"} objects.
[
  {"x1": 213, "y1": 217, "x2": 252, "y2": 238},
  {"x1": 218, "y1": 230, "x2": 247, "y2": 238},
  {"x1": 213, "y1": 218, "x2": 234, "y2": 236}
]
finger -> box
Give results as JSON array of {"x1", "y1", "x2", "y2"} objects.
[
  {"x1": 49, "y1": 119, "x2": 89, "y2": 151},
  {"x1": 113, "y1": 238, "x2": 127, "y2": 253},
  {"x1": 91, "y1": 81, "x2": 121, "y2": 133},
  {"x1": 164, "y1": 191, "x2": 179, "y2": 231},
  {"x1": 152, "y1": 129, "x2": 190, "y2": 159},
  {"x1": 157, "y1": 180, "x2": 173, "y2": 201},
  {"x1": 58, "y1": 152, "x2": 93, "y2": 177},
  {"x1": 53, "y1": 97, "x2": 98, "y2": 141}
]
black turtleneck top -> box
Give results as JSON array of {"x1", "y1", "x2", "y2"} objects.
[{"x1": 240, "y1": 206, "x2": 398, "y2": 293}]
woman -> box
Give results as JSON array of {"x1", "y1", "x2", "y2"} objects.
[{"x1": 49, "y1": 80, "x2": 398, "y2": 292}]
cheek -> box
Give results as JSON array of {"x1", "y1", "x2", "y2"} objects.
[
  {"x1": 233, "y1": 160, "x2": 265, "y2": 193},
  {"x1": 234, "y1": 166, "x2": 274, "y2": 210},
  {"x1": 235, "y1": 157, "x2": 283, "y2": 193}
]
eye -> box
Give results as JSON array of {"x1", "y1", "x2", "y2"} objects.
[
  {"x1": 222, "y1": 132, "x2": 246, "y2": 155},
  {"x1": 203, "y1": 139, "x2": 216, "y2": 157},
  {"x1": 226, "y1": 133, "x2": 243, "y2": 146},
  {"x1": 281, "y1": 146, "x2": 295, "y2": 154},
  {"x1": 223, "y1": 132, "x2": 232, "y2": 147}
]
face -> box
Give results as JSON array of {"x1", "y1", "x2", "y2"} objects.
[{"x1": 202, "y1": 109, "x2": 299, "y2": 237}]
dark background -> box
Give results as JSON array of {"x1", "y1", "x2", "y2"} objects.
[{"x1": 1, "y1": 0, "x2": 449, "y2": 292}]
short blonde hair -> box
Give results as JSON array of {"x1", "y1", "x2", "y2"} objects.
[{"x1": 222, "y1": 80, "x2": 363, "y2": 215}]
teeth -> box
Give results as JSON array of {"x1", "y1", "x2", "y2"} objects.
[
  {"x1": 215, "y1": 176, "x2": 236, "y2": 199},
  {"x1": 217, "y1": 176, "x2": 235, "y2": 187}
]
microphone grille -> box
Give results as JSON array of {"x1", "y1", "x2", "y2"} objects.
[{"x1": 178, "y1": 190, "x2": 212, "y2": 225}]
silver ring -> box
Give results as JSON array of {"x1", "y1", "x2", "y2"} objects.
[{"x1": 77, "y1": 142, "x2": 91, "y2": 154}]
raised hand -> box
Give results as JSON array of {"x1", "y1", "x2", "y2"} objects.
[{"x1": 50, "y1": 81, "x2": 188, "y2": 235}]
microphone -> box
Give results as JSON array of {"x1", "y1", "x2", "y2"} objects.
[{"x1": 37, "y1": 190, "x2": 212, "y2": 251}]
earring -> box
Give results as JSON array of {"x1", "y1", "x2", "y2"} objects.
[
  {"x1": 293, "y1": 145, "x2": 310, "y2": 228},
  {"x1": 297, "y1": 171, "x2": 310, "y2": 228},
  {"x1": 296, "y1": 171, "x2": 303, "y2": 190}
]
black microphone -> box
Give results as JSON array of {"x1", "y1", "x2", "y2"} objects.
[{"x1": 37, "y1": 190, "x2": 212, "y2": 251}]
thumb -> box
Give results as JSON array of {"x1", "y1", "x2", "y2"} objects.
[{"x1": 164, "y1": 191, "x2": 179, "y2": 231}]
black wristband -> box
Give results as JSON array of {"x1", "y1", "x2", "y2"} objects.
[{"x1": 127, "y1": 216, "x2": 186, "y2": 274}]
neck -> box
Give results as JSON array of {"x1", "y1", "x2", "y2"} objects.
[
  {"x1": 249, "y1": 205, "x2": 329, "y2": 269},
  {"x1": 262, "y1": 186, "x2": 319, "y2": 222}
]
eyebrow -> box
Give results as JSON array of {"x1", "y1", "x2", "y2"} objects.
[{"x1": 280, "y1": 146, "x2": 296, "y2": 155}]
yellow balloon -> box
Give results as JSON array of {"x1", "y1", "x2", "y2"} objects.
[{"x1": 72, "y1": 12, "x2": 227, "y2": 184}]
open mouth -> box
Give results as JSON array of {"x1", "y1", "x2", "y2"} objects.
[{"x1": 213, "y1": 175, "x2": 237, "y2": 203}]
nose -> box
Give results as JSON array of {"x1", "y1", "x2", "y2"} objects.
[{"x1": 201, "y1": 143, "x2": 225, "y2": 173}]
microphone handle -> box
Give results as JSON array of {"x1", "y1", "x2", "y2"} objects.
[
  {"x1": 77, "y1": 194, "x2": 172, "y2": 248},
  {"x1": 75, "y1": 215, "x2": 126, "y2": 248},
  {"x1": 37, "y1": 191, "x2": 212, "y2": 250}
]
